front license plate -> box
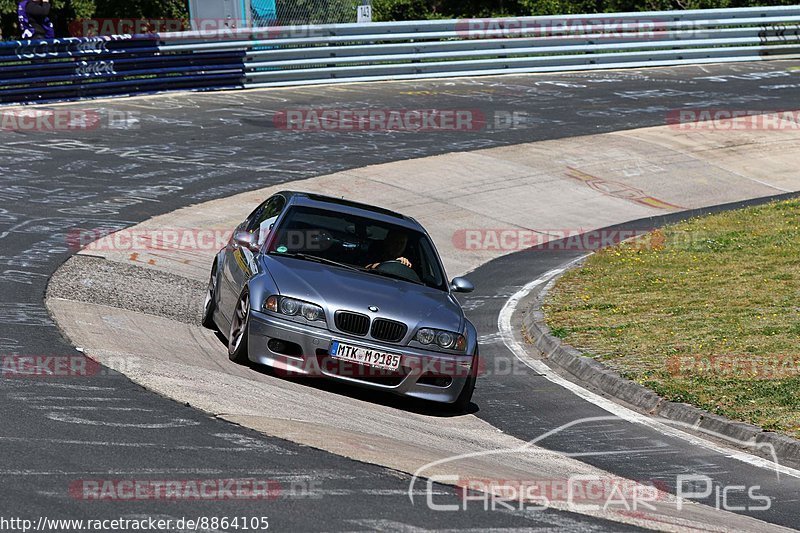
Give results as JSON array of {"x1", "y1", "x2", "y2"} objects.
[{"x1": 330, "y1": 341, "x2": 401, "y2": 371}]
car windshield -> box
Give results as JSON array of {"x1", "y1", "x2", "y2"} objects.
[{"x1": 266, "y1": 206, "x2": 448, "y2": 291}]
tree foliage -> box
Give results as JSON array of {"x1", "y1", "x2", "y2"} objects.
[
  {"x1": 372, "y1": 0, "x2": 798, "y2": 20},
  {"x1": 2, "y1": 0, "x2": 797, "y2": 39},
  {"x1": 2, "y1": 0, "x2": 189, "y2": 39}
]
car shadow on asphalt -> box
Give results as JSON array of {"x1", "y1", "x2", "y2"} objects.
[{"x1": 257, "y1": 363, "x2": 479, "y2": 418}]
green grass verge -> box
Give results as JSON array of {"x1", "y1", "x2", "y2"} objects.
[{"x1": 544, "y1": 199, "x2": 800, "y2": 438}]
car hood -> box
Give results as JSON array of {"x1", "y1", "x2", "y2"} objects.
[{"x1": 263, "y1": 255, "x2": 464, "y2": 333}]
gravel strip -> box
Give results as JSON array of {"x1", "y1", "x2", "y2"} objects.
[{"x1": 47, "y1": 256, "x2": 207, "y2": 327}]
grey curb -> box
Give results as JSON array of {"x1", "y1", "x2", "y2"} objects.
[{"x1": 520, "y1": 263, "x2": 800, "y2": 471}]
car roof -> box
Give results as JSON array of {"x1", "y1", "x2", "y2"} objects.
[{"x1": 277, "y1": 191, "x2": 424, "y2": 231}]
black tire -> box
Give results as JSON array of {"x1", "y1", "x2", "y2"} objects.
[
  {"x1": 449, "y1": 352, "x2": 478, "y2": 413},
  {"x1": 201, "y1": 265, "x2": 218, "y2": 330},
  {"x1": 227, "y1": 289, "x2": 251, "y2": 365}
]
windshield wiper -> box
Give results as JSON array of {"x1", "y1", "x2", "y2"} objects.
[{"x1": 270, "y1": 252, "x2": 365, "y2": 273}]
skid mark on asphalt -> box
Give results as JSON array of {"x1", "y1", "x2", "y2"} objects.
[
  {"x1": 212, "y1": 433, "x2": 297, "y2": 454},
  {"x1": 0, "y1": 303, "x2": 55, "y2": 327},
  {"x1": 0, "y1": 435, "x2": 291, "y2": 453},
  {"x1": 45, "y1": 412, "x2": 201, "y2": 428},
  {"x1": 0, "y1": 469, "x2": 350, "y2": 477},
  {"x1": 28, "y1": 405, "x2": 157, "y2": 411},
  {"x1": 1, "y1": 379, "x2": 116, "y2": 391},
  {"x1": 477, "y1": 332, "x2": 505, "y2": 344},
  {"x1": 8, "y1": 394, "x2": 123, "y2": 401}
]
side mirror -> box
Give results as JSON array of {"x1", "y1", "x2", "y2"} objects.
[
  {"x1": 450, "y1": 277, "x2": 474, "y2": 293},
  {"x1": 233, "y1": 230, "x2": 260, "y2": 252}
]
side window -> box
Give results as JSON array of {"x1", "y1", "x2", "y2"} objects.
[
  {"x1": 241, "y1": 202, "x2": 266, "y2": 232},
  {"x1": 418, "y1": 237, "x2": 445, "y2": 289},
  {"x1": 248, "y1": 196, "x2": 286, "y2": 247},
  {"x1": 243, "y1": 196, "x2": 285, "y2": 232},
  {"x1": 260, "y1": 196, "x2": 286, "y2": 226}
]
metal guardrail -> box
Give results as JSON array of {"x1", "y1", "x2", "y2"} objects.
[{"x1": 1, "y1": 6, "x2": 799, "y2": 105}]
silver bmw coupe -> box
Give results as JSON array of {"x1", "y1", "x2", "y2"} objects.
[{"x1": 203, "y1": 191, "x2": 478, "y2": 411}]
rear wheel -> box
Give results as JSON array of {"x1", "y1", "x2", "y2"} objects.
[
  {"x1": 228, "y1": 289, "x2": 251, "y2": 364},
  {"x1": 201, "y1": 265, "x2": 218, "y2": 330}
]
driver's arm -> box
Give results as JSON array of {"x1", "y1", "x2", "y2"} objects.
[{"x1": 365, "y1": 257, "x2": 412, "y2": 269}]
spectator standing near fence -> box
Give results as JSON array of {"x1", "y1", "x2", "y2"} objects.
[{"x1": 18, "y1": 0, "x2": 55, "y2": 39}]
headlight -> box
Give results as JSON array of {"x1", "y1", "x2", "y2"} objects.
[
  {"x1": 279, "y1": 298, "x2": 300, "y2": 316},
  {"x1": 264, "y1": 296, "x2": 326, "y2": 326},
  {"x1": 416, "y1": 328, "x2": 436, "y2": 345},
  {"x1": 436, "y1": 331, "x2": 455, "y2": 349},
  {"x1": 415, "y1": 328, "x2": 466, "y2": 352},
  {"x1": 301, "y1": 303, "x2": 323, "y2": 321}
]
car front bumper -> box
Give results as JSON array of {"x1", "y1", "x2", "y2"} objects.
[{"x1": 247, "y1": 310, "x2": 475, "y2": 404}]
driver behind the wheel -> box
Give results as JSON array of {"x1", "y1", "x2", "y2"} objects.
[{"x1": 366, "y1": 230, "x2": 413, "y2": 270}]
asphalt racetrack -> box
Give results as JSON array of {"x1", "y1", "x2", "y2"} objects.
[{"x1": 2, "y1": 61, "x2": 800, "y2": 531}]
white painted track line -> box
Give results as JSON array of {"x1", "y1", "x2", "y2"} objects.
[{"x1": 498, "y1": 258, "x2": 800, "y2": 480}]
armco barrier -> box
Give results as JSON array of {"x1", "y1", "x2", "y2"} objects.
[
  {"x1": 1, "y1": 6, "x2": 799, "y2": 105},
  {"x1": 232, "y1": 5, "x2": 800, "y2": 87},
  {"x1": 0, "y1": 35, "x2": 246, "y2": 104}
]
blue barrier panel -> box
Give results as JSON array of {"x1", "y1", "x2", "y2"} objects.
[
  {"x1": 0, "y1": 51, "x2": 245, "y2": 80},
  {"x1": 0, "y1": 35, "x2": 246, "y2": 105}
]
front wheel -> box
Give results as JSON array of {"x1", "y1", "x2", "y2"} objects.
[{"x1": 228, "y1": 289, "x2": 251, "y2": 364}]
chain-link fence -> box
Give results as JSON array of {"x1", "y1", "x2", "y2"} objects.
[{"x1": 252, "y1": 0, "x2": 370, "y2": 26}]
